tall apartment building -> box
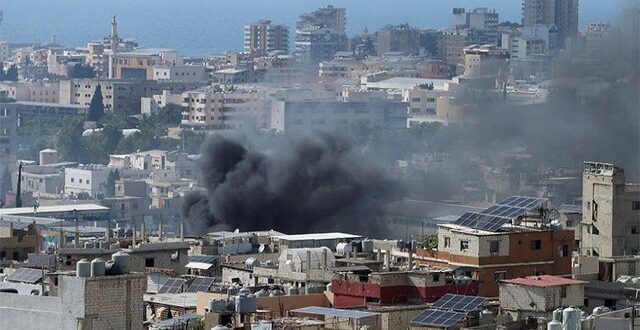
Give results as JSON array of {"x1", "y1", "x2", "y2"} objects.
[
  {"x1": 295, "y1": 6, "x2": 347, "y2": 62},
  {"x1": 581, "y1": 162, "x2": 640, "y2": 258},
  {"x1": 376, "y1": 24, "x2": 421, "y2": 56},
  {"x1": 522, "y1": 0, "x2": 579, "y2": 47},
  {"x1": 437, "y1": 28, "x2": 467, "y2": 66},
  {"x1": 181, "y1": 86, "x2": 268, "y2": 131},
  {"x1": 466, "y1": 8, "x2": 500, "y2": 45},
  {"x1": 110, "y1": 48, "x2": 183, "y2": 79},
  {"x1": 59, "y1": 79, "x2": 202, "y2": 115},
  {"x1": 0, "y1": 103, "x2": 17, "y2": 193},
  {"x1": 244, "y1": 20, "x2": 289, "y2": 56}
]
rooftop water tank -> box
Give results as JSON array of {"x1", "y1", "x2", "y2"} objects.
[
  {"x1": 84, "y1": 242, "x2": 95, "y2": 249},
  {"x1": 239, "y1": 287, "x2": 252, "y2": 296},
  {"x1": 227, "y1": 285, "x2": 239, "y2": 296},
  {"x1": 479, "y1": 309, "x2": 494, "y2": 325},
  {"x1": 562, "y1": 306, "x2": 580, "y2": 330},
  {"x1": 305, "y1": 284, "x2": 324, "y2": 294},
  {"x1": 592, "y1": 306, "x2": 610, "y2": 316},
  {"x1": 111, "y1": 252, "x2": 130, "y2": 274},
  {"x1": 336, "y1": 242, "x2": 352, "y2": 256},
  {"x1": 208, "y1": 299, "x2": 227, "y2": 313},
  {"x1": 90, "y1": 258, "x2": 106, "y2": 277},
  {"x1": 553, "y1": 308, "x2": 564, "y2": 322},
  {"x1": 326, "y1": 283, "x2": 332, "y2": 292},
  {"x1": 632, "y1": 277, "x2": 640, "y2": 285},
  {"x1": 362, "y1": 239, "x2": 374, "y2": 254},
  {"x1": 255, "y1": 289, "x2": 269, "y2": 297},
  {"x1": 235, "y1": 293, "x2": 257, "y2": 314},
  {"x1": 264, "y1": 260, "x2": 275, "y2": 267},
  {"x1": 288, "y1": 286, "x2": 299, "y2": 295},
  {"x1": 547, "y1": 319, "x2": 562, "y2": 330},
  {"x1": 269, "y1": 289, "x2": 284, "y2": 296},
  {"x1": 245, "y1": 257, "x2": 261, "y2": 269},
  {"x1": 211, "y1": 326, "x2": 229, "y2": 330},
  {"x1": 76, "y1": 259, "x2": 91, "y2": 277}
]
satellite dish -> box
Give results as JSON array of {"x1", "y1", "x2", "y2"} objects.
[{"x1": 234, "y1": 229, "x2": 240, "y2": 233}]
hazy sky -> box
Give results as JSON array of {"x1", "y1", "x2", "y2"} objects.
[{"x1": 0, "y1": 0, "x2": 631, "y2": 56}]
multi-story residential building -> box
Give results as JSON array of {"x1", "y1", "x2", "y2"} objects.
[
  {"x1": 270, "y1": 100, "x2": 407, "y2": 134},
  {"x1": 584, "y1": 22, "x2": 613, "y2": 57},
  {"x1": 64, "y1": 165, "x2": 111, "y2": 198},
  {"x1": 244, "y1": 19, "x2": 289, "y2": 56},
  {"x1": 59, "y1": 78, "x2": 202, "y2": 115},
  {"x1": 437, "y1": 28, "x2": 467, "y2": 67},
  {"x1": 140, "y1": 90, "x2": 182, "y2": 116},
  {"x1": 0, "y1": 221, "x2": 42, "y2": 262},
  {"x1": 181, "y1": 85, "x2": 268, "y2": 131},
  {"x1": 21, "y1": 165, "x2": 65, "y2": 197},
  {"x1": 465, "y1": 8, "x2": 500, "y2": 45},
  {"x1": 152, "y1": 64, "x2": 207, "y2": 82},
  {"x1": 580, "y1": 162, "x2": 640, "y2": 258},
  {"x1": 296, "y1": 6, "x2": 347, "y2": 62},
  {"x1": 46, "y1": 49, "x2": 87, "y2": 77},
  {"x1": 0, "y1": 41, "x2": 9, "y2": 63},
  {"x1": 463, "y1": 44, "x2": 510, "y2": 76},
  {"x1": 508, "y1": 36, "x2": 547, "y2": 60},
  {"x1": 110, "y1": 48, "x2": 183, "y2": 79},
  {"x1": 0, "y1": 81, "x2": 60, "y2": 103},
  {"x1": 376, "y1": 24, "x2": 421, "y2": 56},
  {"x1": 522, "y1": 0, "x2": 579, "y2": 47},
  {"x1": 416, "y1": 197, "x2": 574, "y2": 297}
]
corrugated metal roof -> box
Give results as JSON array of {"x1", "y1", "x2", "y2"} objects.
[{"x1": 502, "y1": 275, "x2": 587, "y2": 287}]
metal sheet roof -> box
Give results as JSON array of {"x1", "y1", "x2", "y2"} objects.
[
  {"x1": 273, "y1": 232, "x2": 361, "y2": 241},
  {"x1": 291, "y1": 306, "x2": 379, "y2": 319}
]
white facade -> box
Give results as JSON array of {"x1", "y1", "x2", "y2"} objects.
[
  {"x1": 152, "y1": 65, "x2": 207, "y2": 82},
  {"x1": 140, "y1": 90, "x2": 182, "y2": 116},
  {"x1": 64, "y1": 166, "x2": 110, "y2": 198}
]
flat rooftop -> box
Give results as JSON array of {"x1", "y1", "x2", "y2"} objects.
[
  {"x1": 502, "y1": 275, "x2": 587, "y2": 287},
  {"x1": 273, "y1": 232, "x2": 361, "y2": 241},
  {"x1": 0, "y1": 204, "x2": 109, "y2": 216}
]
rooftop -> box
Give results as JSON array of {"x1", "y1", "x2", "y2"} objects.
[
  {"x1": 502, "y1": 275, "x2": 587, "y2": 287},
  {"x1": 273, "y1": 232, "x2": 361, "y2": 241},
  {"x1": 366, "y1": 77, "x2": 452, "y2": 91},
  {"x1": 291, "y1": 306, "x2": 380, "y2": 319},
  {"x1": 0, "y1": 204, "x2": 109, "y2": 216}
]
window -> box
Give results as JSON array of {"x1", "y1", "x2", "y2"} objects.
[
  {"x1": 494, "y1": 271, "x2": 505, "y2": 282},
  {"x1": 592, "y1": 225, "x2": 600, "y2": 235},
  {"x1": 560, "y1": 286, "x2": 567, "y2": 298},
  {"x1": 561, "y1": 244, "x2": 569, "y2": 258},
  {"x1": 460, "y1": 240, "x2": 469, "y2": 251},
  {"x1": 444, "y1": 237, "x2": 451, "y2": 248},
  {"x1": 79, "y1": 179, "x2": 82, "y2": 184},
  {"x1": 531, "y1": 240, "x2": 542, "y2": 250},
  {"x1": 632, "y1": 226, "x2": 638, "y2": 234},
  {"x1": 70, "y1": 178, "x2": 74, "y2": 183},
  {"x1": 433, "y1": 273, "x2": 440, "y2": 282},
  {"x1": 633, "y1": 202, "x2": 640, "y2": 210},
  {"x1": 490, "y1": 241, "x2": 500, "y2": 254},
  {"x1": 145, "y1": 258, "x2": 155, "y2": 267}
]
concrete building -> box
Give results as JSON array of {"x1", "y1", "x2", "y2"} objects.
[
  {"x1": 64, "y1": 165, "x2": 111, "y2": 198},
  {"x1": 465, "y1": 8, "x2": 500, "y2": 45},
  {"x1": 584, "y1": 22, "x2": 613, "y2": 57},
  {"x1": 140, "y1": 90, "x2": 182, "y2": 116},
  {"x1": 0, "y1": 81, "x2": 60, "y2": 103},
  {"x1": 181, "y1": 85, "x2": 268, "y2": 131},
  {"x1": 21, "y1": 165, "x2": 65, "y2": 196},
  {"x1": 376, "y1": 24, "x2": 421, "y2": 56},
  {"x1": 499, "y1": 275, "x2": 586, "y2": 320},
  {"x1": 581, "y1": 161, "x2": 640, "y2": 258},
  {"x1": 0, "y1": 221, "x2": 41, "y2": 261},
  {"x1": 0, "y1": 272, "x2": 145, "y2": 330},
  {"x1": 59, "y1": 78, "x2": 202, "y2": 115},
  {"x1": 111, "y1": 48, "x2": 183, "y2": 79},
  {"x1": 522, "y1": 0, "x2": 579, "y2": 47},
  {"x1": 295, "y1": 6, "x2": 347, "y2": 63},
  {"x1": 152, "y1": 64, "x2": 206, "y2": 82},
  {"x1": 463, "y1": 44, "x2": 510, "y2": 76},
  {"x1": 270, "y1": 100, "x2": 407, "y2": 134},
  {"x1": 438, "y1": 28, "x2": 467, "y2": 67},
  {"x1": 244, "y1": 19, "x2": 289, "y2": 56},
  {"x1": 332, "y1": 269, "x2": 479, "y2": 308}
]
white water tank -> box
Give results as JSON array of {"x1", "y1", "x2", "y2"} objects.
[
  {"x1": 592, "y1": 306, "x2": 610, "y2": 315},
  {"x1": 479, "y1": 309, "x2": 494, "y2": 325},
  {"x1": 553, "y1": 308, "x2": 564, "y2": 322},
  {"x1": 562, "y1": 306, "x2": 581, "y2": 330},
  {"x1": 255, "y1": 289, "x2": 269, "y2": 297},
  {"x1": 245, "y1": 257, "x2": 260, "y2": 269},
  {"x1": 90, "y1": 258, "x2": 106, "y2": 277},
  {"x1": 288, "y1": 286, "x2": 299, "y2": 295},
  {"x1": 208, "y1": 299, "x2": 227, "y2": 312},
  {"x1": 235, "y1": 293, "x2": 257, "y2": 314},
  {"x1": 362, "y1": 239, "x2": 374, "y2": 254},
  {"x1": 326, "y1": 283, "x2": 332, "y2": 292},
  {"x1": 111, "y1": 252, "x2": 130, "y2": 274},
  {"x1": 548, "y1": 319, "x2": 562, "y2": 330},
  {"x1": 336, "y1": 242, "x2": 352, "y2": 256},
  {"x1": 76, "y1": 259, "x2": 91, "y2": 277},
  {"x1": 211, "y1": 326, "x2": 229, "y2": 330},
  {"x1": 239, "y1": 287, "x2": 252, "y2": 296}
]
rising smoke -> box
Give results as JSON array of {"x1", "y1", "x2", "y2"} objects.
[{"x1": 182, "y1": 133, "x2": 402, "y2": 236}]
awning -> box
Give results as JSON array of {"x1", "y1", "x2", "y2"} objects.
[{"x1": 185, "y1": 261, "x2": 214, "y2": 270}]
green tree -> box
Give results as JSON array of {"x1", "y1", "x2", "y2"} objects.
[
  {"x1": 88, "y1": 85, "x2": 105, "y2": 122},
  {"x1": 5, "y1": 65, "x2": 18, "y2": 81},
  {"x1": 421, "y1": 234, "x2": 438, "y2": 250},
  {"x1": 104, "y1": 169, "x2": 120, "y2": 197},
  {"x1": 159, "y1": 103, "x2": 183, "y2": 127},
  {"x1": 54, "y1": 117, "x2": 86, "y2": 162},
  {"x1": 0, "y1": 167, "x2": 12, "y2": 198}
]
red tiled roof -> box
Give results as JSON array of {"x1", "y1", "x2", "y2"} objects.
[{"x1": 502, "y1": 275, "x2": 587, "y2": 287}]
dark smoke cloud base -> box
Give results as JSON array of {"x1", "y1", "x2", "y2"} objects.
[{"x1": 183, "y1": 133, "x2": 402, "y2": 236}]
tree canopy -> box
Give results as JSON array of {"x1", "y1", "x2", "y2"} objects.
[{"x1": 87, "y1": 85, "x2": 105, "y2": 122}]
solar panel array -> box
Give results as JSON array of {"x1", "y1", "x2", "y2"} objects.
[
  {"x1": 6, "y1": 268, "x2": 44, "y2": 283},
  {"x1": 158, "y1": 278, "x2": 186, "y2": 294},
  {"x1": 411, "y1": 309, "x2": 466, "y2": 328},
  {"x1": 185, "y1": 277, "x2": 215, "y2": 293},
  {"x1": 188, "y1": 255, "x2": 217, "y2": 264},
  {"x1": 454, "y1": 196, "x2": 547, "y2": 231},
  {"x1": 432, "y1": 294, "x2": 486, "y2": 312}
]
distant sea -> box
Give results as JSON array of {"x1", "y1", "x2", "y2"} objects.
[{"x1": 0, "y1": 0, "x2": 629, "y2": 57}]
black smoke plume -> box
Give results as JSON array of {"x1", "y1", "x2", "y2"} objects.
[{"x1": 183, "y1": 133, "x2": 401, "y2": 236}]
